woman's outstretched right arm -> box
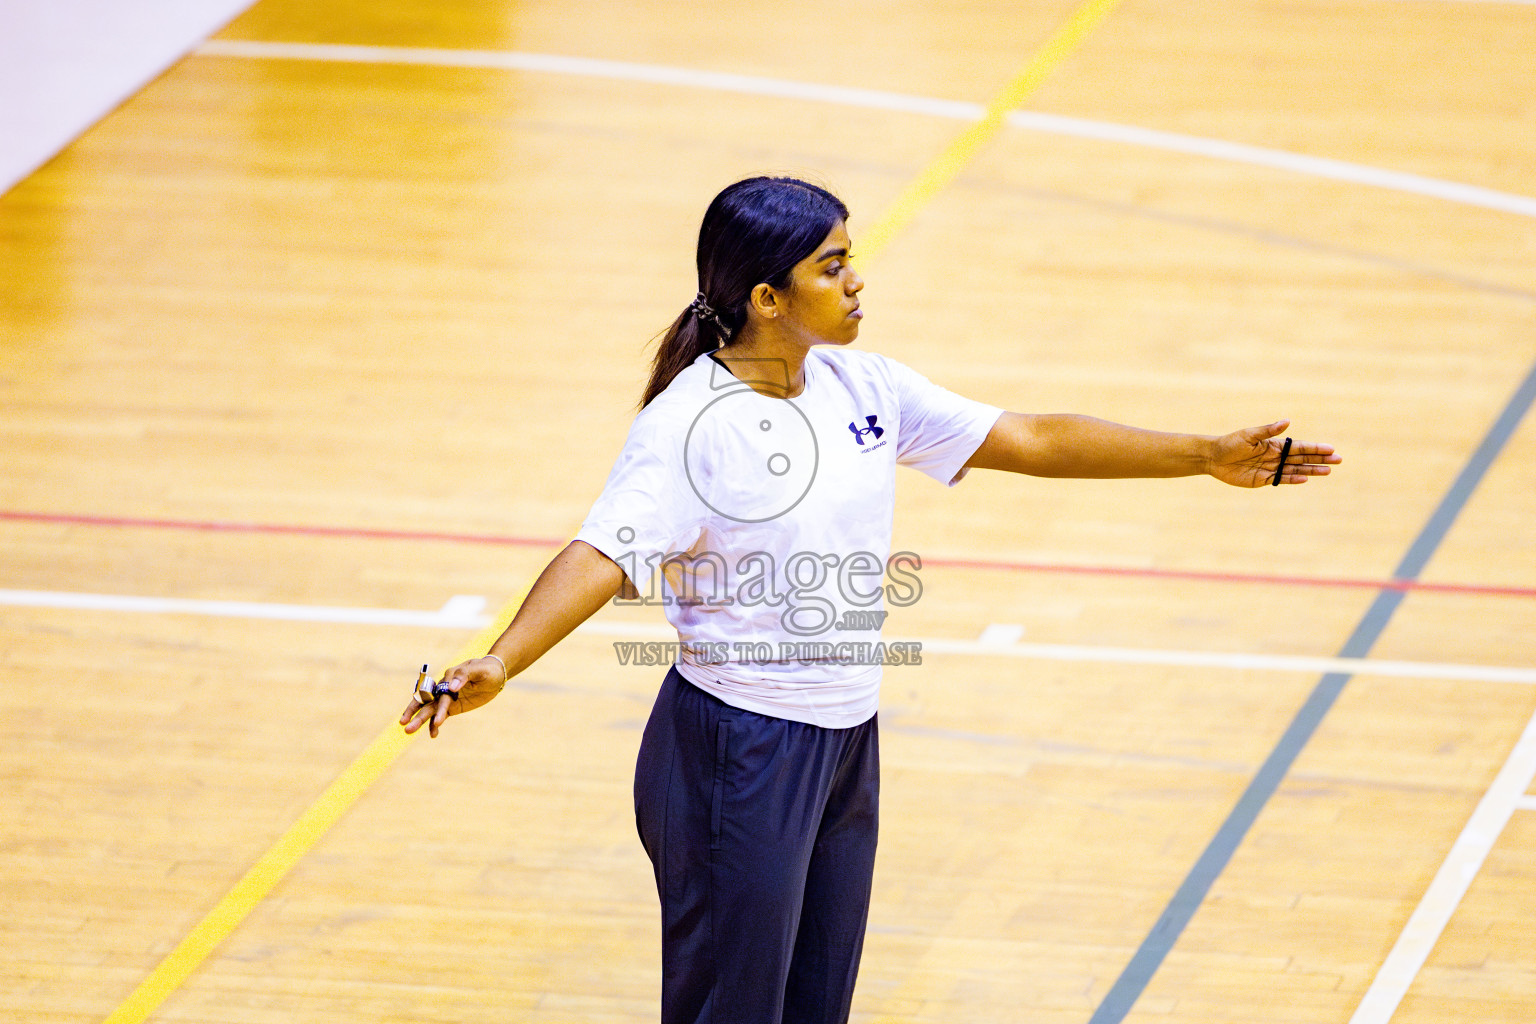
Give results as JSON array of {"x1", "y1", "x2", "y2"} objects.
[{"x1": 400, "y1": 539, "x2": 627, "y2": 737}]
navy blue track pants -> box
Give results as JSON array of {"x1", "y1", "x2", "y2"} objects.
[{"x1": 634, "y1": 667, "x2": 880, "y2": 1024}]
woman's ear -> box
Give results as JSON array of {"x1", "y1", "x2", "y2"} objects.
[{"x1": 748, "y1": 282, "x2": 781, "y2": 321}]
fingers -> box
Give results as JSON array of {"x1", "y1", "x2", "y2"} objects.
[
  {"x1": 1274, "y1": 438, "x2": 1342, "y2": 486},
  {"x1": 401, "y1": 665, "x2": 465, "y2": 736},
  {"x1": 1288, "y1": 441, "x2": 1342, "y2": 463},
  {"x1": 1254, "y1": 422, "x2": 1339, "y2": 464},
  {"x1": 428, "y1": 675, "x2": 463, "y2": 738},
  {"x1": 400, "y1": 698, "x2": 434, "y2": 734},
  {"x1": 1276, "y1": 465, "x2": 1330, "y2": 484},
  {"x1": 1273, "y1": 447, "x2": 1338, "y2": 485}
]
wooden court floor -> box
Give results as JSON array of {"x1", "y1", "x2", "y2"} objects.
[{"x1": 2, "y1": 1, "x2": 1535, "y2": 1022}]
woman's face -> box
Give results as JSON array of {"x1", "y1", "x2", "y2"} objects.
[{"x1": 777, "y1": 220, "x2": 865, "y2": 346}]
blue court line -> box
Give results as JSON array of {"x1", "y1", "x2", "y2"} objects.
[{"x1": 1088, "y1": 355, "x2": 1536, "y2": 1024}]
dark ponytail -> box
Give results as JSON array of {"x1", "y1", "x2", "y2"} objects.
[{"x1": 641, "y1": 176, "x2": 849, "y2": 407}]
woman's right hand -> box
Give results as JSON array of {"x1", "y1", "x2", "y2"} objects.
[
  {"x1": 400, "y1": 656, "x2": 508, "y2": 738},
  {"x1": 397, "y1": 541, "x2": 626, "y2": 738}
]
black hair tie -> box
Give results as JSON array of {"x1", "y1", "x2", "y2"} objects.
[
  {"x1": 1271, "y1": 437, "x2": 1293, "y2": 486},
  {"x1": 688, "y1": 292, "x2": 732, "y2": 339}
]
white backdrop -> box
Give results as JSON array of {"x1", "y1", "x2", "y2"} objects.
[{"x1": 0, "y1": 0, "x2": 255, "y2": 196}]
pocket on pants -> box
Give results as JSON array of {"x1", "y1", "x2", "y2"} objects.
[{"x1": 710, "y1": 717, "x2": 730, "y2": 851}]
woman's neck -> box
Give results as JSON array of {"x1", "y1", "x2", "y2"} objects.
[{"x1": 717, "y1": 328, "x2": 810, "y2": 399}]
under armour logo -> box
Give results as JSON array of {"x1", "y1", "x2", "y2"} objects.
[{"x1": 848, "y1": 415, "x2": 884, "y2": 445}]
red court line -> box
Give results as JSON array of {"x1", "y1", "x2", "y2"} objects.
[
  {"x1": 919, "y1": 556, "x2": 1534, "y2": 598},
  {"x1": 0, "y1": 510, "x2": 564, "y2": 548},
  {"x1": 3, "y1": 509, "x2": 1533, "y2": 599}
]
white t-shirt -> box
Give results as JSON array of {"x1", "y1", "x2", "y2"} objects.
[{"x1": 575, "y1": 346, "x2": 1002, "y2": 728}]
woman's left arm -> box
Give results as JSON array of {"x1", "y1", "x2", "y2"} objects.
[{"x1": 964, "y1": 413, "x2": 1340, "y2": 487}]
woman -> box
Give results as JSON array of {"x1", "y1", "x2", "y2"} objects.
[{"x1": 400, "y1": 176, "x2": 1339, "y2": 1024}]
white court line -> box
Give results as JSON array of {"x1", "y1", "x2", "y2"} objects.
[
  {"x1": 911, "y1": 637, "x2": 1536, "y2": 685},
  {"x1": 1004, "y1": 111, "x2": 1536, "y2": 219},
  {"x1": 4, "y1": 587, "x2": 1534, "y2": 685},
  {"x1": 0, "y1": 588, "x2": 489, "y2": 629},
  {"x1": 193, "y1": 39, "x2": 1536, "y2": 222},
  {"x1": 977, "y1": 622, "x2": 1027, "y2": 647},
  {"x1": 193, "y1": 40, "x2": 987, "y2": 119},
  {"x1": 1349, "y1": 705, "x2": 1536, "y2": 1024}
]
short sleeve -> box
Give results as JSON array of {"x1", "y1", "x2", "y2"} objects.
[
  {"x1": 885, "y1": 356, "x2": 1004, "y2": 486},
  {"x1": 574, "y1": 410, "x2": 706, "y2": 598}
]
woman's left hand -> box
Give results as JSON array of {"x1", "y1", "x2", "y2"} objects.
[{"x1": 1208, "y1": 420, "x2": 1341, "y2": 487}]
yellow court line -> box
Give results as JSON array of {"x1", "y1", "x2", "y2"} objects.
[
  {"x1": 101, "y1": 1, "x2": 1121, "y2": 1018},
  {"x1": 100, "y1": 597, "x2": 526, "y2": 1024},
  {"x1": 856, "y1": 0, "x2": 1124, "y2": 262}
]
